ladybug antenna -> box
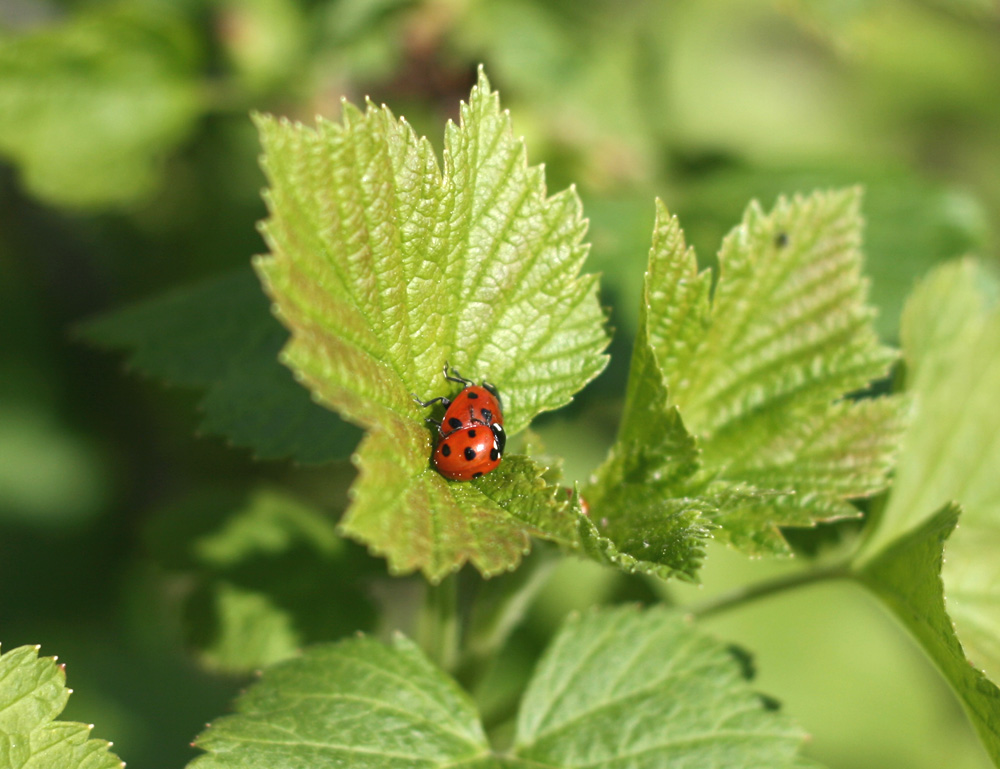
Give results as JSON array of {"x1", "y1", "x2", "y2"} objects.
[{"x1": 443, "y1": 361, "x2": 474, "y2": 387}]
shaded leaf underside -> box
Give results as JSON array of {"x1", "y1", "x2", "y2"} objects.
[{"x1": 858, "y1": 504, "x2": 1000, "y2": 767}]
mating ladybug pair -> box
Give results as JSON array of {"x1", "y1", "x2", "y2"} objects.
[{"x1": 414, "y1": 365, "x2": 506, "y2": 481}]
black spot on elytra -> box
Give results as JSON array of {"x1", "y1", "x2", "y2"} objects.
[
  {"x1": 467, "y1": 391, "x2": 479, "y2": 399},
  {"x1": 481, "y1": 408, "x2": 493, "y2": 422},
  {"x1": 448, "y1": 417, "x2": 462, "y2": 430},
  {"x1": 490, "y1": 448, "x2": 499, "y2": 461},
  {"x1": 467, "y1": 429, "x2": 477, "y2": 438},
  {"x1": 464, "y1": 447, "x2": 476, "y2": 461},
  {"x1": 441, "y1": 444, "x2": 451, "y2": 457}
]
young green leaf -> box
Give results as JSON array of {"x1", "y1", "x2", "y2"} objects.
[
  {"x1": 254, "y1": 68, "x2": 609, "y2": 580},
  {"x1": 583, "y1": 190, "x2": 904, "y2": 579},
  {"x1": 0, "y1": 644, "x2": 123, "y2": 769},
  {"x1": 857, "y1": 504, "x2": 1000, "y2": 766},
  {"x1": 857, "y1": 259, "x2": 1000, "y2": 681},
  {"x1": 189, "y1": 635, "x2": 497, "y2": 769},
  {"x1": 591, "y1": 190, "x2": 905, "y2": 572},
  {"x1": 575, "y1": 306, "x2": 717, "y2": 581},
  {"x1": 0, "y1": 5, "x2": 201, "y2": 208},
  {"x1": 189, "y1": 607, "x2": 813, "y2": 769},
  {"x1": 513, "y1": 606, "x2": 811, "y2": 769},
  {"x1": 663, "y1": 190, "x2": 904, "y2": 541},
  {"x1": 81, "y1": 270, "x2": 361, "y2": 464}
]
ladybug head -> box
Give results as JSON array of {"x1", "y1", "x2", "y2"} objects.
[{"x1": 482, "y1": 380, "x2": 503, "y2": 411}]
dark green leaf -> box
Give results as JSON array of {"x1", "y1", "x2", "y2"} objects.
[
  {"x1": 81, "y1": 270, "x2": 360, "y2": 464},
  {"x1": 146, "y1": 488, "x2": 375, "y2": 674}
]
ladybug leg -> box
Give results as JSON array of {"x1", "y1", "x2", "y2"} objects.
[{"x1": 412, "y1": 393, "x2": 451, "y2": 409}]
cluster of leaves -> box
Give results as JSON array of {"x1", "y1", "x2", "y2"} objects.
[
  {"x1": 29, "y1": 62, "x2": 1000, "y2": 769},
  {"x1": 189, "y1": 606, "x2": 812, "y2": 769},
  {"x1": 88, "y1": 71, "x2": 905, "y2": 587}
]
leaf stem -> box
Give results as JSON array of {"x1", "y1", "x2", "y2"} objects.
[
  {"x1": 461, "y1": 551, "x2": 559, "y2": 680},
  {"x1": 417, "y1": 575, "x2": 460, "y2": 673},
  {"x1": 686, "y1": 560, "x2": 853, "y2": 620}
]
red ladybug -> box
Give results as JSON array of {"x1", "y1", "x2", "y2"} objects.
[
  {"x1": 414, "y1": 364, "x2": 507, "y2": 481},
  {"x1": 433, "y1": 422, "x2": 506, "y2": 481}
]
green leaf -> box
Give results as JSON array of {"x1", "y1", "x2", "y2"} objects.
[
  {"x1": 145, "y1": 488, "x2": 375, "y2": 674},
  {"x1": 581, "y1": 314, "x2": 714, "y2": 581},
  {"x1": 584, "y1": 190, "x2": 904, "y2": 578},
  {"x1": 857, "y1": 503, "x2": 1000, "y2": 766},
  {"x1": 81, "y1": 270, "x2": 361, "y2": 464},
  {"x1": 0, "y1": 644, "x2": 123, "y2": 769},
  {"x1": 189, "y1": 607, "x2": 813, "y2": 769},
  {"x1": 513, "y1": 606, "x2": 812, "y2": 769},
  {"x1": 187, "y1": 582, "x2": 302, "y2": 674},
  {"x1": 189, "y1": 635, "x2": 497, "y2": 769},
  {"x1": 654, "y1": 189, "x2": 900, "y2": 479},
  {"x1": 636, "y1": 190, "x2": 903, "y2": 554},
  {"x1": 254, "y1": 68, "x2": 609, "y2": 580},
  {"x1": 675, "y1": 164, "x2": 991, "y2": 341},
  {"x1": 0, "y1": 4, "x2": 201, "y2": 208},
  {"x1": 857, "y1": 259, "x2": 1000, "y2": 680}
]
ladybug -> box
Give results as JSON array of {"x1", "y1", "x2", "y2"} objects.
[
  {"x1": 413, "y1": 364, "x2": 507, "y2": 481},
  {"x1": 433, "y1": 421, "x2": 506, "y2": 481}
]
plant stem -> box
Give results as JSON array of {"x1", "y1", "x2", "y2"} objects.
[
  {"x1": 470, "y1": 556, "x2": 558, "y2": 662},
  {"x1": 417, "y1": 575, "x2": 460, "y2": 673},
  {"x1": 686, "y1": 560, "x2": 853, "y2": 620}
]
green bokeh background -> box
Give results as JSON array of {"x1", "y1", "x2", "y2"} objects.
[{"x1": 1, "y1": 0, "x2": 998, "y2": 766}]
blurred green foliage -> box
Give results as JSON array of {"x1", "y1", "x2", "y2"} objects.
[{"x1": 1, "y1": 0, "x2": 998, "y2": 767}]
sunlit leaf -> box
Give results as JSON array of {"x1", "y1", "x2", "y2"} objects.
[
  {"x1": 254, "y1": 68, "x2": 609, "y2": 580},
  {"x1": 0, "y1": 645, "x2": 123, "y2": 769},
  {"x1": 189, "y1": 635, "x2": 495, "y2": 769},
  {"x1": 189, "y1": 607, "x2": 813, "y2": 769},
  {"x1": 514, "y1": 606, "x2": 813, "y2": 769},
  {"x1": 858, "y1": 259, "x2": 1000, "y2": 682}
]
